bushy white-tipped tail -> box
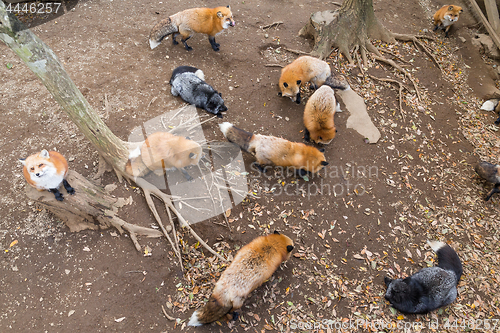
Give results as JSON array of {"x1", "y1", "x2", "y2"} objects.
[
  {"x1": 335, "y1": 102, "x2": 342, "y2": 113},
  {"x1": 149, "y1": 38, "x2": 161, "y2": 50},
  {"x1": 427, "y1": 240, "x2": 446, "y2": 253},
  {"x1": 128, "y1": 145, "x2": 142, "y2": 159},
  {"x1": 219, "y1": 122, "x2": 233, "y2": 137},
  {"x1": 188, "y1": 310, "x2": 202, "y2": 327},
  {"x1": 194, "y1": 69, "x2": 205, "y2": 81}
]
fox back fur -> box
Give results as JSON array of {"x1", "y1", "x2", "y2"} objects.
[
  {"x1": 303, "y1": 85, "x2": 338, "y2": 144},
  {"x1": 278, "y1": 56, "x2": 349, "y2": 104},
  {"x1": 188, "y1": 232, "x2": 294, "y2": 326},
  {"x1": 149, "y1": 6, "x2": 235, "y2": 51},
  {"x1": 125, "y1": 132, "x2": 202, "y2": 178},
  {"x1": 170, "y1": 66, "x2": 228, "y2": 117},
  {"x1": 219, "y1": 122, "x2": 328, "y2": 175},
  {"x1": 384, "y1": 240, "x2": 462, "y2": 314}
]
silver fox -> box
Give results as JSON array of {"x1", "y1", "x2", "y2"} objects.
[{"x1": 384, "y1": 240, "x2": 462, "y2": 314}]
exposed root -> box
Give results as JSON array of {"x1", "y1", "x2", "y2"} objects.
[
  {"x1": 265, "y1": 64, "x2": 284, "y2": 68},
  {"x1": 368, "y1": 75, "x2": 408, "y2": 120},
  {"x1": 134, "y1": 177, "x2": 228, "y2": 263},
  {"x1": 392, "y1": 33, "x2": 443, "y2": 73}
]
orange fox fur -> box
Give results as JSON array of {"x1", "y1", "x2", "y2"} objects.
[
  {"x1": 433, "y1": 5, "x2": 463, "y2": 37},
  {"x1": 303, "y1": 85, "x2": 337, "y2": 144},
  {"x1": 188, "y1": 232, "x2": 294, "y2": 326},
  {"x1": 219, "y1": 122, "x2": 328, "y2": 175},
  {"x1": 278, "y1": 56, "x2": 331, "y2": 104},
  {"x1": 20, "y1": 149, "x2": 74, "y2": 201},
  {"x1": 149, "y1": 6, "x2": 235, "y2": 51},
  {"x1": 125, "y1": 132, "x2": 202, "y2": 178}
]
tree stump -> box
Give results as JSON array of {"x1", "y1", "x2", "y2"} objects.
[{"x1": 26, "y1": 170, "x2": 163, "y2": 250}]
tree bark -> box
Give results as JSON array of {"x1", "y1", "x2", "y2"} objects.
[
  {"x1": 26, "y1": 171, "x2": 163, "y2": 251},
  {"x1": 299, "y1": 0, "x2": 395, "y2": 61},
  {"x1": 0, "y1": 2, "x2": 130, "y2": 172}
]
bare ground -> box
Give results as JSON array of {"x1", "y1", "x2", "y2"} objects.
[{"x1": 1, "y1": 0, "x2": 500, "y2": 332}]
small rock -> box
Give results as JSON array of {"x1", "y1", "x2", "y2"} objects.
[
  {"x1": 417, "y1": 106, "x2": 425, "y2": 112},
  {"x1": 285, "y1": 117, "x2": 289, "y2": 121},
  {"x1": 229, "y1": 86, "x2": 234, "y2": 91},
  {"x1": 65, "y1": 269, "x2": 70, "y2": 275},
  {"x1": 458, "y1": 36, "x2": 466, "y2": 43},
  {"x1": 264, "y1": 34, "x2": 269, "y2": 38},
  {"x1": 68, "y1": 310, "x2": 75, "y2": 317}
]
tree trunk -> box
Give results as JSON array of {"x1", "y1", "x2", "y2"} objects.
[
  {"x1": 0, "y1": 2, "x2": 130, "y2": 172},
  {"x1": 299, "y1": 0, "x2": 395, "y2": 61},
  {"x1": 26, "y1": 171, "x2": 163, "y2": 250}
]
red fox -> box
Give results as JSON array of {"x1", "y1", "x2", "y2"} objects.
[
  {"x1": 20, "y1": 149, "x2": 75, "y2": 201},
  {"x1": 188, "y1": 231, "x2": 294, "y2": 326},
  {"x1": 149, "y1": 6, "x2": 235, "y2": 51},
  {"x1": 219, "y1": 122, "x2": 328, "y2": 176},
  {"x1": 303, "y1": 85, "x2": 339, "y2": 144},
  {"x1": 278, "y1": 56, "x2": 349, "y2": 104},
  {"x1": 125, "y1": 132, "x2": 202, "y2": 181},
  {"x1": 433, "y1": 5, "x2": 463, "y2": 37},
  {"x1": 475, "y1": 161, "x2": 500, "y2": 201}
]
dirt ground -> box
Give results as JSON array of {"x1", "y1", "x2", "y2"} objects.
[{"x1": 1, "y1": 0, "x2": 500, "y2": 332}]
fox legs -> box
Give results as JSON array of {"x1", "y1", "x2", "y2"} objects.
[
  {"x1": 172, "y1": 32, "x2": 193, "y2": 51},
  {"x1": 208, "y1": 36, "x2": 220, "y2": 51}
]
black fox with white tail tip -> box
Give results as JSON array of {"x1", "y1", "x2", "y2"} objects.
[
  {"x1": 170, "y1": 66, "x2": 228, "y2": 118},
  {"x1": 384, "y1": 240, "x2": 462, "y2": 314}
]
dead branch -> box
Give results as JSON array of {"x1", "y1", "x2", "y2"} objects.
[
  {"x1": 162, "y1": 305, "x2": 177, "y2": 321},
  {"x1": 265, "y1": 64, "x2": 284, "y2": 68},
  {"x1": 469, "y1": 0, "x2": 500, "y2": 51},
  {"x1": 261, "y1": 21, "x2": 283, "y2": 29},
  {"x1": 284, "y1": 47, "x2": 311, "y2": 55}
]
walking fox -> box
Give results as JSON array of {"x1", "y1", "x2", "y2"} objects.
[
  {"x1": 219, "y1": 122, "x2": 328, "y2": 176},
  {"x1": 20, "y1": 149, "x2": 75, "y2": 201},
  {"x1": 149, "y1": 6, "x2": 235, "y2": 51},
  {"x1": 188, "y1": 231, "x2": 294, "y2": 326},
  {"x1": 384, "y1": 240, "x2": 462, "y2": 314}
]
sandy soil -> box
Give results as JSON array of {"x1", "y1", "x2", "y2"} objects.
[{"x1": 1, "y1": 0, "x2": 500, "y2": 332}]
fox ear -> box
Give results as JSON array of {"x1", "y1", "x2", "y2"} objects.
[
  {"x1": 219, "y1": 92, "x2": 222, "y2": 97},
  {"x1": 189, "y1": 152, "x2": 196, "y2": 159},
  {"x1": 278, "y1": 92, "x2": 282, "y2": 96},
  {"x1": 217, "y1": 11, "x2": 223, "y2": 18},
  {"x1": 226, "y1": 5, "x2": 230, "y2": 9},
  {"x1": 286, "y1": 245, "x2": 294, "y2": 252},
  {"x1": 403, "y1": 277, "x2": 412, "y2": 284},
  {"x1": 40, "y1": 150, "x2": 50, "y2": 158},
  {"x1": 384, "y1": 277, "x2": 393, "y2": 286},
  {"x1": 283, "y1": 82, "x2": 288, "y2": 88},
  {"x1": 448, "y1": 5, "x2": 454, "y2": 11},
  {"x1": 320, "y1": 161, "x2": 329, "y2": 166},
  {"x1": 274, "y1": 230, "x2": 280, "y2": 235},
  {"x1": 296, "y1": 80, "x2": 301, "y2": 85},
  {"x1": 460, "y1": 8, "x2": 463, "y2": 13},
  {"x1": 319, "y1": 148, "x2": 325, "y2": 153},
  {"x1": 19, "y1": 158, "x2": 26, "y2": 166}
]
